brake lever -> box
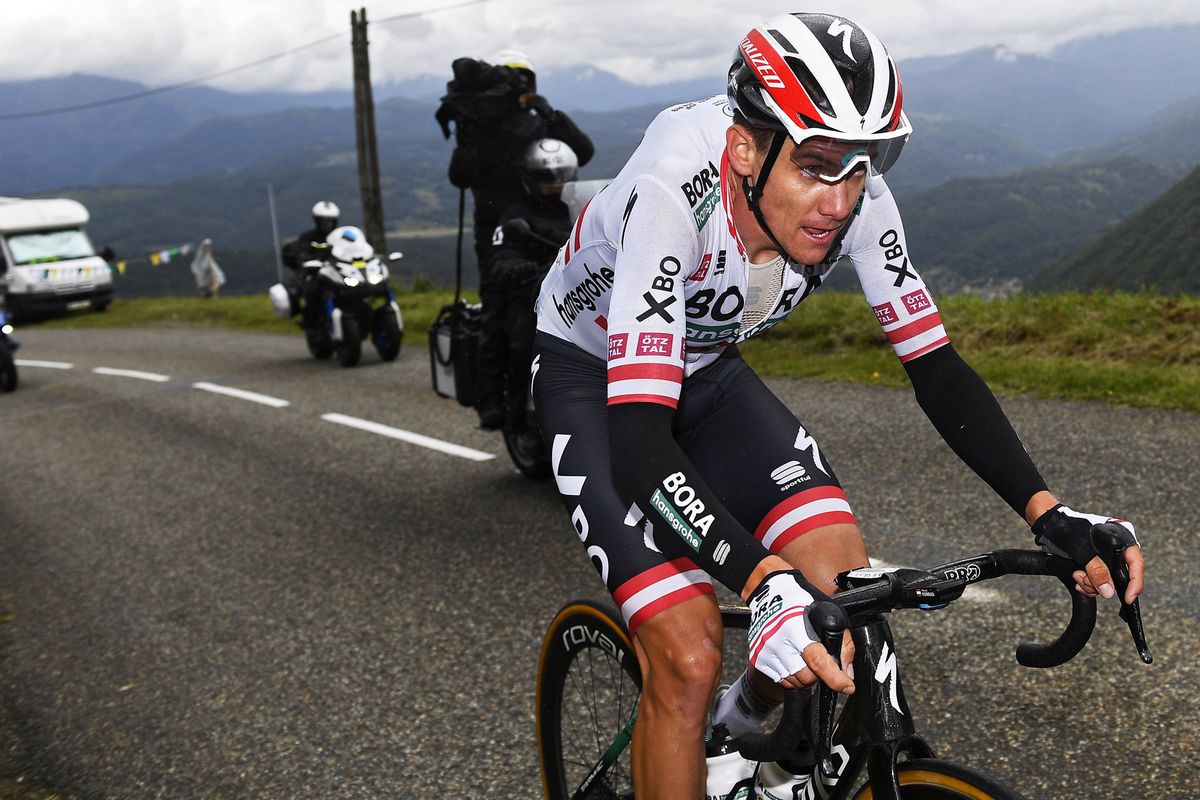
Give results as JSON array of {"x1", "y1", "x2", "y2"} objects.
[
  {"x1": 806, "y1": 601, "x2": 848, "y2": 773},
  {"x1": 1091, "y1": 524, "x2": 1152, "y2": 664}
]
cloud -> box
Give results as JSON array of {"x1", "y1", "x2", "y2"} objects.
[{"x1": 2, "y1": 0, "x2": 1199, "y2": 93}]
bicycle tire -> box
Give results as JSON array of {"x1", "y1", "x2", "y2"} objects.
[
  {"x1": 537, "y1": 601, "x2": 641, "y2": 800},
  {"x1": 852, "y1": 758, "x2": 1028, "y2": 800}
]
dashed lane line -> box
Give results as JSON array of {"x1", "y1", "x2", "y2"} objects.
[
  {"x1": 92, "y1": 367, "x2": 171, "y2": 382},
  {"x1": 321, "y1": 412, "x2": 496, "y2": 462},
  {"x1": 192, "y1": 382, "x2": 290, "y2": 408},
  {"x1": 14, "y1": 359, "x2": 74, "y2": 369}
]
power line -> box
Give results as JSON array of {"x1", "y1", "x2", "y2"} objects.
[{"x1": 0, "y1": 0, "x2": 493, "y2": 122}]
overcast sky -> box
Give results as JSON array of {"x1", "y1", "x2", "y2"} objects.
[{"x1": 5, "y1": 0, "x2": 1200, "y2": 93}]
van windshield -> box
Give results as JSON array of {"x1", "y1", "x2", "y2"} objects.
[{"x1": 7, "y1": 228, "x2": 96, "y2": 265}]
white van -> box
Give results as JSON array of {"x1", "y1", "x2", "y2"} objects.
[{"x1": 0, "y1": 197, "x2": 113, "y2": 320}]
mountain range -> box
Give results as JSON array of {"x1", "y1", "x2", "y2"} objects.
[{"x1": 3, "y1": 23, "x2": 1199, "y2": 297}]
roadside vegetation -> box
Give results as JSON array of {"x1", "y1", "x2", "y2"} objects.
[{"x1": 30, "y1": 289, "x2": 1200, "y2": 413}]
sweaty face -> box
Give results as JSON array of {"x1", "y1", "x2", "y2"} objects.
[{"x1": 757, "y1": 137, "x2": 869, "y2": 265}]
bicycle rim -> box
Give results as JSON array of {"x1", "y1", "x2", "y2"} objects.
[
  {"x1": 853, "y1": 758, "x2": 1028, "y2": 800},
  {"x1": 536, "y1": 601, "x2": 641, "y2": 800}
]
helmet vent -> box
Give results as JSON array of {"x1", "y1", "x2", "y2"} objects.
[
  {"x1": 767, "y1": 28, "x2": 799, "y2": 54},
  {"x1": 785, "y1": 56, "x2": 835, "y2": 117}
]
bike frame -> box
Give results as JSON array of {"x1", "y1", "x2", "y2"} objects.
[{"x1": 721, "y1": 608, "x2": 932, "y2": 800}]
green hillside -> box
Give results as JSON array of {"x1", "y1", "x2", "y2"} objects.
[
  {"x1": 894, "y1": 157, "x2": 1175, "y2": 290},
  {"x1": 1031, "y1": 164, "x2": 1200, "y2": 292}
]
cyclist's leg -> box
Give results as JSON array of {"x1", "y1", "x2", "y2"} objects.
[
  {"x1": 533, "y1": 332, "x2": 724, "y2": 799},
  {"x1": 677, "y1": 351, "x2": 869, "y2": 698},
  {"x1": 630, "y1": 595, "x2": 724, "y2": 799}
]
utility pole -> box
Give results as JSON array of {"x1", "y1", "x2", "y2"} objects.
[{"x1": 351, "y1": 8, "x2": 386, "y2": 255}]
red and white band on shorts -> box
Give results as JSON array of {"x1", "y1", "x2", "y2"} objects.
[{"x1": 533, "y1": 332, "x2": 856, "y2": 638}]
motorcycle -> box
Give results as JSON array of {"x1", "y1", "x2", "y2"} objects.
[
  {"x1": 0, "y1": 304, "x2": 19, "y2": 393},
  {"x1": 270, "y1": 226, "x2": 404, "y2": 367}
]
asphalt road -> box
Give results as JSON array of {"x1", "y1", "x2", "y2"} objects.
[{"x1": 1, "y1": 326, "x2": 1197, "y2": 799}]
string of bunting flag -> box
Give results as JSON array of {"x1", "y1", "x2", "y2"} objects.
[{"x1": 111, "y1": 243, "x2": 194, "y2": 275}]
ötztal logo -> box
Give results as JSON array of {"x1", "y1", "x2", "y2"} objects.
[
  {"x1": 902, "y1": 290, "x2": 931, "y2": 315},
  {"x1": 872, "y1": 302, "x2": 898, "y2": 326},
  {"x1": 608, "y1": 333, "x2": 628, "y2": 360},
  {"x1": 637, "y1": 332, "x2": 674, "y2": 358}
]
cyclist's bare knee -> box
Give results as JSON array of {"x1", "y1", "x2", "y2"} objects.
[
  {"x1": 778, "y1": 522, "x2": 869, "y2": 593},
  {"x1": 633, "y1": 594, "x2": 723, "y2": 721}
]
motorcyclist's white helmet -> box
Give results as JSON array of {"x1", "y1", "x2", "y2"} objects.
[
  {"x1": 522, "y1": 138, "x2": 578, "y2": 195},
  {"x1": 312, "y1": 201, "x2": 340, "y2": 220}
]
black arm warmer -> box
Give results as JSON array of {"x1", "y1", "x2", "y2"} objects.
[
  {"x1": 904, "y1": 344, "x2": 1048, "y2": 516},
  {"x1": 608, "y1": 402, "x2": 771, "y2": 595}
]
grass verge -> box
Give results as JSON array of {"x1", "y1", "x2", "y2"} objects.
[{"x1": 28, "y1": 289, "x2": 1200, "y2": 413}]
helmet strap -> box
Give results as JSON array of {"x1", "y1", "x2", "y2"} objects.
[{"x1": 741, "y1": 130, "x2": 799, "y2": 263}]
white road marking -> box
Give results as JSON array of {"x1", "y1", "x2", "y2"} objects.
[
  {"x1": 15, "y1": 359, "x2": 74, "y2": 369},
  {"x1": 321, "y1": 412, "x2": 496, "y2": 462},
  {"x1": 871, "y1": 559, "x2": 1001, "y2": 604},
  {"x1": 93, "y1": 367, "x2": 171, "y2": 382},
  {"x1": 192, "y1": 382, "x2": 290, "y2": 408}
]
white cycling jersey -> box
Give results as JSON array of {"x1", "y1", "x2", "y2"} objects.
[{"x1": 535, "y1": 95, "x2": 950, "y2": 407}]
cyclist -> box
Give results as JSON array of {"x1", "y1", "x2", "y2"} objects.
[{"x1": 531, "y1": 11, "x2": 1145, "y2": 799}]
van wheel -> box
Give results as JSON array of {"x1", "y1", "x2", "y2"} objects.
[{"x1": 92, "y1": 300, "x2": 110, "y2": 313}]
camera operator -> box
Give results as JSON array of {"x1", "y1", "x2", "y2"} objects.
[{"x1": 436, "y1": 51, "x2": 593, "y2": 426}]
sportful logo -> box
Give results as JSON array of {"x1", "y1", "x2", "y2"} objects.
[
  {"x1": 771, "y1": 460, "x2": 809, "y2": 491},
  {"x1": 713, "y1": 540, "x2": 731, "y2": 566}
]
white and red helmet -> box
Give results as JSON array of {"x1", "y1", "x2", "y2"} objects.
[{"x1": 727, "y1": 12, "x2": 912, "y2": 176}]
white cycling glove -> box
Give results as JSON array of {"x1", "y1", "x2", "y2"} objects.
[
  {"x1": 746, "y1": 570, "x2": 820, "y2": 684},
  {"x1": 1031, "y1": 504, "x2": 1139, "y2": 568}
]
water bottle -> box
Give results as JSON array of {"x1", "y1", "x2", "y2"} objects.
[
  {"x1": 754, "y1": 756, "x2": 815, "y2": 800},
  {"x1": 705, "y1": 724, "x2": 756, "y2": 800}
]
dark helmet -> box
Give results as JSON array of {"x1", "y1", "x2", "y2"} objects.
[
  {"x1": 521, "y1": 139, "x2": 578, "y2": 195},
  {"x1": 727, "y1": 12, "x2": 912, "y2": 177}
]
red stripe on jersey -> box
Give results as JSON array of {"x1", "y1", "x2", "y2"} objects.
[
  {"x1": 607, "y1": 393, "x2": 679, "y2": 409},
  {"x1": 744, "y1": 29, "x2": 826, "y2": 126},
  {"x1": 627, "y1": 583, "x2": 715, "y2": 638},
  {"x1": 898, "y1": 337, "x2": 951, "y2": 364},
  {"x1": 608, "y1": 363, "x2": 684, "y2": 384},
  {"x1": 720, "y1": 151, "x2": 747, "y2": 260},
  {"x1": 883, "y1": 312, "x2": 943, "y2": 346},
  {"x1": 595, "y1": 315, "x2": 608, "y2": 330},
  {"x1": 754, "y1": 486, "x2": 849, "y2": 540},
  {"x1": 613, "y1": 557, "x2": 700, "y2": 605},
  {"x1": 767, "y1": 511, "x2": 858, "y2": 553},
  {"x1": 574, "y1": 198, "x2": 591, "y2": 252}
]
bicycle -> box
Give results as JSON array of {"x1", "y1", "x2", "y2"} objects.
[{"x1": 535, "y1": 525, "x2": 1149, "y2": 799}]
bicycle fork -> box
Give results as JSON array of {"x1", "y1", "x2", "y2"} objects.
[{"x1": 818, "y1": 618, "x2": 934, "y2": 800}]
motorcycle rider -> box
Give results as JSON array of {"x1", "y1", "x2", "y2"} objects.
[
  {"x1": 474, "y1": 138, "x2": 578, "y2": 430},
  {"x1": 281, "y1": 201, "x2": 340, "y2": 322}
]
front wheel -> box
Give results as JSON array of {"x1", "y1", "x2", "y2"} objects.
[
  {"x1": 537, "y1": 601, "x2": 641, "y2": 800},
  {"x1": 371, "y1": 307, "x2": 402, "y2": 362},
  {"x1": 306, "y1": 327, "x2": 333, "y2": 360},
  {"x1": 336, "y1": 316, "x2": 362, "y2": 367},
  {"x1": 853, "y1": 758, "x2": 1028, "y2": 799},
  {"x1": 0, "y1": 352, "x2": 17, "y2": 393}
]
